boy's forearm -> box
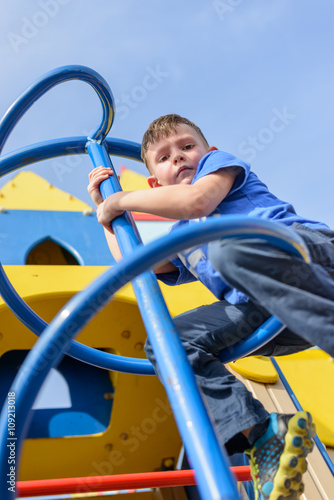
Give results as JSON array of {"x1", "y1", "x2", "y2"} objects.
[
  {"x1": 104, "y1": 228, "x2": 123, "y2": 261},
  {"x1": 108, "y1": 170, "x2": 236, "y2": 221},
  {"x1": 111, "y1": 185, "x2": 210, "y2": 220},
  {"x1": 103, "y1": 226, "x2": 177, "y2": 274}
]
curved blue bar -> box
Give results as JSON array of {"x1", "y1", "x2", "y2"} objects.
[
  {"x1": 0, "y1": 65, "x2": 115, "y2": 154},
  {"x1": 0, "y1": 215, "x2": 310, "y2": 375},
  {"x1": 0, "y1": 137, "x2": 142, "y2": 177},
  {"x1": 0, "y1": 262, "x2": 154, "y2": 375},
  {"x1": 0, "y1": 217, "x2": 311, "y2": 500},
  {"x1": 3, "y1": 219, "x2": 286, "y2": 500},
  {"x1": 0, "y1": 136, "x2": 147, "y2": 374},
  {"x1": 0, "y1": 133, "x2": 310, "y2": 371},
  {"x1": 271, "y1": 358, "x2": 334, "y2": 477},
  {"x1": 219, "y1": 316, "x2": 285, "y2": 363}
]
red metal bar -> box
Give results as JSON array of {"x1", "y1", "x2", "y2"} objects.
[
  {"x1": 17, "y1": 467, "x2": 251, "y2": 497},
  {"x1": 132, "y1": 212, "x2": 175, "y2": 221}
]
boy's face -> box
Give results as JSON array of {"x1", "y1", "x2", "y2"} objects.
[{"x1": 146, "y1": 124, "x2": 210, "y2": 188}]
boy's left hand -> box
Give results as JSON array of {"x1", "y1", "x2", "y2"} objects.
[
  {"x1": 87, "y1": 166, "x2": 114, "y2": 207},
  {"x1": 96, "y1": 193, "x2": 125, "y2": 230}
]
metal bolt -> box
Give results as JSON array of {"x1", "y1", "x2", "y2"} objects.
[
  {"x1": 104, "y1": 392, "x2": 114, "y2": 400},
  {"x1": 134, "y1": 342, "x2": 143, "y2": 351},
  {"x1": 121, "y1": 330, "x2": 131, "y2": 339},
  {"x1": 162, "y1": 457, "x2": 175, "y2": 470}
]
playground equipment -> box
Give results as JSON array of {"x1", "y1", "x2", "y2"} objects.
[{"x1": 0, "y1": 66, "x2": 333, "y2": 500}]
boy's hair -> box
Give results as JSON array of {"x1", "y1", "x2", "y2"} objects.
[{"x1": 141, "y1": 114, "x2": 209, "y2": 171}]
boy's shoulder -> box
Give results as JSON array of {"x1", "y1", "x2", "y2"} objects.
[
  {"x1": 199, "y1": 149, "x2": 251, "y2": 171},
  {"x1": 194, "y1": 149, "x2": 251, "y2": 185}
]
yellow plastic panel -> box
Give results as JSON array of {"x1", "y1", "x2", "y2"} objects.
[
  {"x1": 0, "y1": 171, "x2": 92, "y2": 211},
  {"x1": 229, "y1": 356, "x2": 279, "y2": 384},
  {"x1": 276, "y1": 350, "x2": 334, "y2": 446},
  {"x1": 120, "y1": 166, "x2": 149, "y2": 191}
]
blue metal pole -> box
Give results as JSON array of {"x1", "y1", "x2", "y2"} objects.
[{"x1": 86, "y1": 138, "x2": 241, "y2": 500}]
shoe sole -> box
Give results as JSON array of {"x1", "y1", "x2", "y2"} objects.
[{"x1": 268, "y1": 410, "x2": 315, "y2": 500}]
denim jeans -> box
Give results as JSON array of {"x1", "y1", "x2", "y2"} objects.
[
  {"x1": 209, "y1": 223, "x2": 334, "y2": 357},
  {"x1": 144, "y1": 223, "x2": 334, "y2": 452}
]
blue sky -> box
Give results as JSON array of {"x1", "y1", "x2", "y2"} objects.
[{"x1": 0, "y1": 0, "x2": 333, "y2": 226}]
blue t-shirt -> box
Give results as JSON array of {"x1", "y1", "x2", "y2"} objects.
[{"x1": 158, "y1": 150, "x2": 328, "y2": 303}]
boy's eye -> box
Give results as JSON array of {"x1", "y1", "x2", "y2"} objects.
[
  {"x1": 183, "y1": 144, "x2": 194, "y2": 150},
  {"x1": 159, "y1": 155, "x2": 168, "y2": 162}
]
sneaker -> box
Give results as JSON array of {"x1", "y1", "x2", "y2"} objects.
[{"x1": 245, "y1": 411, "x2": 315, "y2": 500}]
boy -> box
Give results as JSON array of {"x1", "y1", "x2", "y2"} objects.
[{"x1": 88, "y1": 114, "x2": 334, "y2": 500}]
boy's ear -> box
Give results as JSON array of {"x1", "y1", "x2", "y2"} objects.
[
  {"x1": 147, "y1": 176, "x2": 162, "y2": 188},
  {"x1": 207, "y1": 146, "x2": 218, "y2": 153}
]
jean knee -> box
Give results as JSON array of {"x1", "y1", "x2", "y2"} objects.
[{"x1": 208, "y1": 239, "x2": 240, "y2": 275}]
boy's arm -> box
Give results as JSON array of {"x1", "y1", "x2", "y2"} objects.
[
  {"x1": 87, "y1": 167, "x2": 123, "y2": 262},
  {"x1": 103, "y1": 226, "x2": 176, "y2": 272},
  {"x1": 103, "y1": 227, "x2": 122, "y2": 262},
  {"x1": 88, "y1": 167, "x2": 178, "y2": 273},
  {"x1": 96, "y1": 167, "x2": 240, "y2": 227}
]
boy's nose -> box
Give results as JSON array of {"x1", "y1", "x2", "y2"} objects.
[{"x1": 173, "y1": 153, "x2": 185, "y2": 164}]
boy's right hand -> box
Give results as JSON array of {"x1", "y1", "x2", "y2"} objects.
[{"x1": 87, "y1": 166, "x2": 114, "y2": 207}]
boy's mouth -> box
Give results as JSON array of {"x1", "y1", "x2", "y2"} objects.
[{"x1": 176, "y1": 166, "x2": 192, "y2": 177}]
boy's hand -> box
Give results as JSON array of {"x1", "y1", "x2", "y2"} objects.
[
  {"x1": 96, "y1": 193, "x2": 125, "y2": 230},
  {"x1": 87, "y1": 166, "x2": 114, "y2": 206}
]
